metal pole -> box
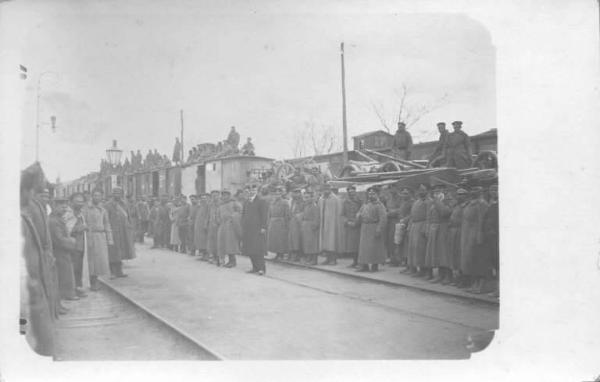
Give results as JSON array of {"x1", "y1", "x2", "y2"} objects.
[
  {"x1": 36, "y1": 76, "x2": 41, "y2": 162},
  {"x1": 340, "y1": 42, "x2": 349, "y2": 166},
  {"x1": 180, "y1": 109, "x2": 184, "y2": 166}
]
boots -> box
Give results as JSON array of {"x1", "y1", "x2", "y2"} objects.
[
  {"x1": 224, "y1": 254, "x2": 237, "y2": 268},
  {"x1": 115, "y1": 262, "x2": 128, "y2": 278},
  {"x1": 370, "y1": 264, "x2": 379, "y2": 272},
  {"x1": 90, "y1": 275, "x2": 101, "y2": 291},
  {"x1": 309, "y1": 254, "x2": 318, "y2": 265}
]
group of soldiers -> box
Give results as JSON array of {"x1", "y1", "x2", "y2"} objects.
[
  {"x1": 392, "y1": 120, "x2": 473, "y2": 169},
  {"x1": 137, "y1": 175, "x2": 498, "y2": 299},
  {"x1": 20, "y1": 163, "x2": 137, "y2": 356},
  {"x1": 181, "y1": 126, "x2": 257, "y2": 165}
]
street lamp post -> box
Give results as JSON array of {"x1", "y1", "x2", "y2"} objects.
[
  {"x1": 105, "y1": 140, "x2": 123, "y2": 194},
  {"x1": 36, "y1": 71, "x2": 59, "y2": 162}
]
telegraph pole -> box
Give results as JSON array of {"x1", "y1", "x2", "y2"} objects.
[
  {"x1": 340, "y1": 42, "x2": 349, "y2": 166},
  {"x1": 180, "y1": 109, "x2": 184, "y2": 165}
]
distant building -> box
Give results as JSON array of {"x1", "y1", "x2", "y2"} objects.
[{"x1": 352, "y1": 130, "x2": 393, "y2": 151}]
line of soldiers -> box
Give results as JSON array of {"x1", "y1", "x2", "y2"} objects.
[
  {"x1": 143, "y1": 178, "x2": 498, "y2": 297},
  {"x1": 20, "y1": 163, "x2": 137, "y2": 357}
]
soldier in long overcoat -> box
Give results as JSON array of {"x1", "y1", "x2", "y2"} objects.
[
  {"x1": 446, "y1": 188, "x2": 469, "y2": 286},
  {"x1": 217, "y1": 190, "x2": 241, "y2": 267},
  {"x1": 288, "y1": 189, "x2": 304, "y2": 262},
  {"x1": 48, "y1": 199, "x2": 79, "y2": 300},
  {"x1": 424, "y1": 184, "x2": 452, "y2": 283},
  {"x1": 206, "y1": 190, "x2": 221, "y2": 264},
  {"x1": 151, "y1": 196, "x2": 171, "y2": 248},
  {"x1": 384, "y1": 184, "x2": 404, "y2": 266},
  {"x1": 193, "y1": 194, "x2": 210, "y2": 260},
  {"x1": 300, "y1": 190, "x2": 320, "y2": 265},
  {"x1": 341, "y1": 185, "x2": 362, "y2": 267},
  {"x1": 104, "y1": 187, "x2": 135, "y2": 278},
  {"x1": 268, "y1": 187, "x2": 291, "y2": 260},
  {"x1": 482, "y1": 184, "x2": 499, "y2": 297},
  {"x1": 460, "y1": 187, "x2": 489, "y2": 293},
  {"x1": 318, "y1": 183, "x2": 343, "y2": 265},
  {"x1": 356, "y1": 187, "x2": 388, "y2": 272},
  {"x1": 406, "y1": 184, "x2": 432, "y2": 277},
  {"x1": 242, "y1": 184, "x2": 269, "y2": 274},
  {"x1": 21, "y1": 194, "x2": 55, "y2": 355},
  {"x1": 83, "y1": 189, "x2": 113, "y2": 291}
]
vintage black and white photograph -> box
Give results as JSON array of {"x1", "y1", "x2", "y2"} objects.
[{"x1": 2, "y1": 0, "x2": 600, "y2": 380}]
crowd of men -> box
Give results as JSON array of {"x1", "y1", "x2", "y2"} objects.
[
  {"x1": 138, "y1": 176, "x2": 498, "y2": 299},
  {"x1": 20, "y1": 163, "x2": 136, "y2": 356}
]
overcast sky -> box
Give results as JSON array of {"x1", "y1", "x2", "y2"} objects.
[{"x1": 15, "y1": 0, "x2": 496, "y2": 181}]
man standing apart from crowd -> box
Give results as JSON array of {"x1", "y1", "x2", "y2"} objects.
[
  {"x1": 356, "y1": 187, "x2": 388, "y2": 272},
  {"x1": 104, "y1": 187, "x2": 135, "y2": 278},
  {"x1": 68, "y1": 193, "x2": 88, "y2": 297},
  {"x1": 83, "y1": 189, "x2": 113, "y2": 291},
  {"x1": 268, "y1": 186, "x2": 291, "y2": 261},
  {"x1": 207, "y1": 190, "x2": 221, "y2": 264},
  {"x1": 288, "y1": 188, "x2": 304, "y2": 262},
  {"x1": 407, "y1": 184, "x2": 431, "y2": 277},
  {"x1": 242, "y1": 184, "x2": 269, "y2": 275},
  {"x1": 48, "y1": 198, "x2": 78, "y2": 300},
  {"x1": 193, "y1": 193, "x2": 210, "y2": 260},
  {"x1": 341, "y1": 185, "x2": 362, "y2": 268},
  {"x1": 318, "y1": 183, "x2": 342, "y2": 265},
  {"x1": 391, "y1": 121, "x2": 413, "y2": 160},
  {"x1": 445, "y1": 121, "x2": 473, "y2": 169}
]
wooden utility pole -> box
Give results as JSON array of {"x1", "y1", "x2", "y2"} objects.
[
  {"x1": 180, "y1": 109, "x2": 184, "y2": 165},
  {"x1": 340, "y1": 42, "x2": 349, "y2": 166}
]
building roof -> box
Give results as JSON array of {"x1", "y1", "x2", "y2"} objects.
[
  {"x1": 471, "y1": 129, "x2": 497, "y2": 139},
  {"x1": 200, "y1": 154, "x2": 274, "y2": 164},
  {"x1": 352, "y1": 130, "x2": 393, "y2": 139}
]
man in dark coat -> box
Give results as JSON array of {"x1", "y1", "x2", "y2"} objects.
[
  {"x1": 242, "y1": 184, "x2": 269, "y2": 275},
  {"x1": 104, "y1": 187, "x2": 135, "y2": 278},
  {"x1": 135, "y1": 197, "x2": 150, "y2": 243},
  {"x1": 445, "y1": 121, "x2": 473, "y2": 169},
  {"x1": 172, "y1": 137, "x2": 182, "y2": 164},
  {"x1": 428, "y1": 122, "x2": 449, "y2": 165},
  {"x1": 226, "y1": 126, "x2": 240, "y2": 150},
  {"x1": 482, "y1": 184, "x2": 499, "y2": 297},
  {"x1": 68, "y1": 193, "x2": 89, "y2": 297},
  {"x1": 20, "y1": 166, "x2": 55, "y2": 356},
  {"x1": 288, "y1": 188, "x2": 304, "y2": 262}
]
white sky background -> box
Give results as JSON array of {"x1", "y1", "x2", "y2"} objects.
[{"x1": 15, "y1": 0, "x2": 495, "y2": 182}]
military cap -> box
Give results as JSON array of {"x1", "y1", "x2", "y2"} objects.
[
  {"x1": 452, "y1": 121, "x2": 463, "y2": 126},
  {"x1": 456, "y1": 188, "x2": 468, "y2": 195},
  {"x1": 291, "y1": 187, "x2": 302, "y2": 193},
  {"x1": 221, "y1": 189, "x2": 231, "y2": 195},
  {"x1": 436, "y1": 122, "x2": 446, "y2": 127},
  {"x1": 210, "y1": 190, "x2": 220, "y2": 195},
  {"x1": 470, "y1": 186, "x2": 483, "y2": 193},
  {"x1": 397, "y1": 121, "x2": 406, "y2": 127},
  {"x1": 400, "y1": 189, "x2": 410, "y2": 196},
  {"x1": 418, "y1": 184, "x2": 429, "y2": 192}
]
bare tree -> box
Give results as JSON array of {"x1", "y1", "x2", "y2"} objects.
[
  {"x1": 289, "y1": 119, "x2": 342, "y2": 157},
  {"x1": 371, "y1": 83, "x2": 449, "y2": 135}
]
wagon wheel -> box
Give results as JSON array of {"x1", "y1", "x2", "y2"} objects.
[
  {"x1": 275, "y1": 162, "x2": 296, "y2": 181},
  {"x1": 338, "y1": 164, "x2": 360, "y2": 178},
  {"x1": 379, "y1": 161, "x2": 402, "y2": 173},
  {"x1": 473, "y1": 151, "x2": 498, "y2": 170}
]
